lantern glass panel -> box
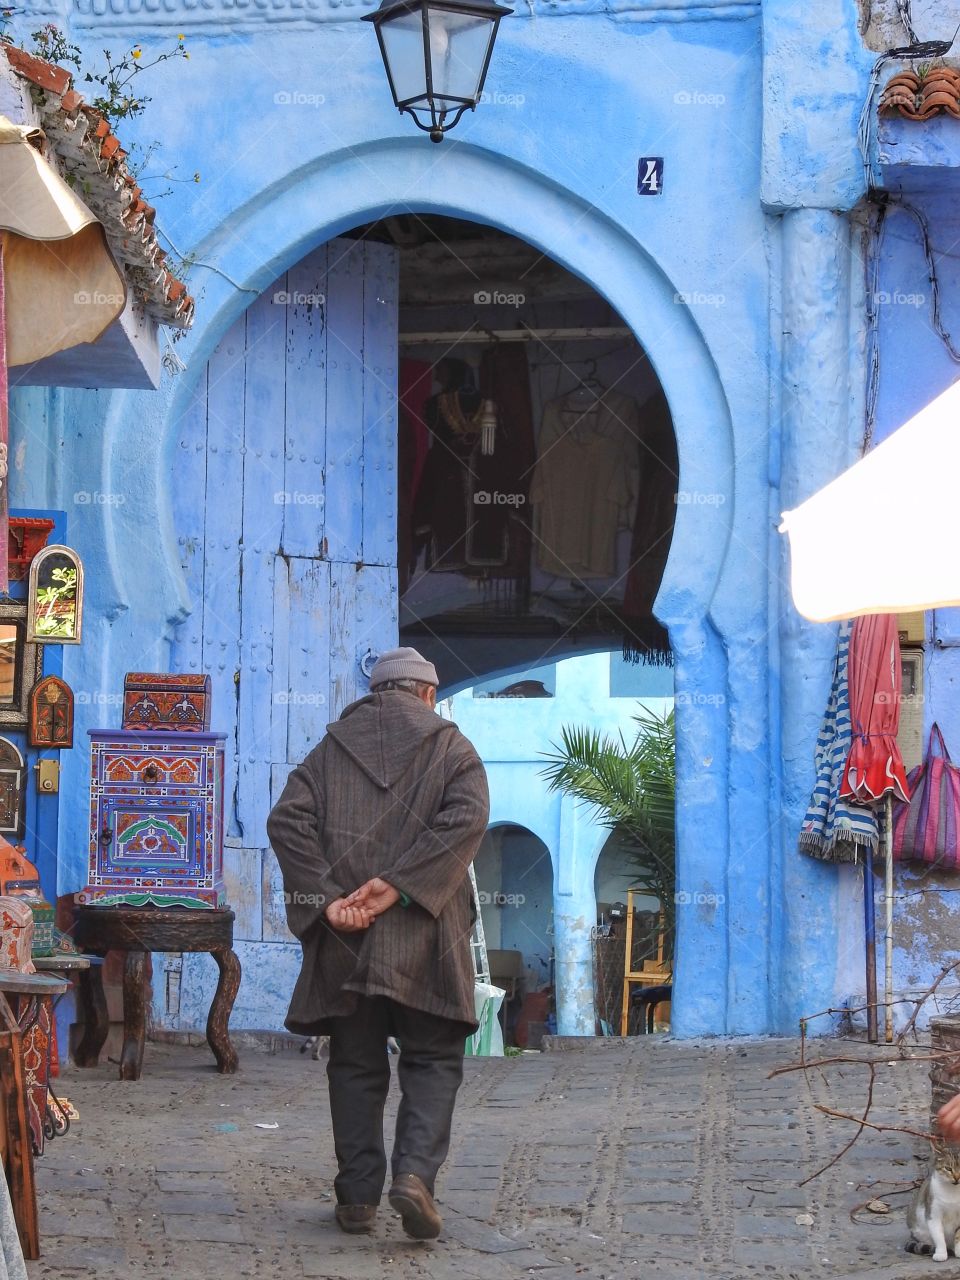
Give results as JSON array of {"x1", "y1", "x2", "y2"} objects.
[
  {"x1": 425, "y1": 7, "x2": 496, "y2": 102},
  {"x1": 380, "y1": 10, "x2": 429, "y2": 104}
]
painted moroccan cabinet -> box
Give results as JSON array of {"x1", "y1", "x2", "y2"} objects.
[{"x1": 79, "y1": 730, "x2": 226, "y2": 909}]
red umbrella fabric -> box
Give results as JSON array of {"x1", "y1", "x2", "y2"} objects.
[{"x1": 840, "y1": 613, "x2": 910, "y2": 804}]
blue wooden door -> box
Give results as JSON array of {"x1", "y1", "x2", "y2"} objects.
[{"x1": 171, "y1": 238, "x2": 400, "y2": 848}]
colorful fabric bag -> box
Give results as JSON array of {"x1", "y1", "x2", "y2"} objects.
[{"x1": 892, "y1": 723, "x2": 960, "y2": 867}]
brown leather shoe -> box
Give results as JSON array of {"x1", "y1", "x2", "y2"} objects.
[
  {"x1": 335, "y1": 1204, "x2": 377, "y2": 1234},
  {"x1": 388, "y1": 1172, "x2": 442, "y2": 1240}
]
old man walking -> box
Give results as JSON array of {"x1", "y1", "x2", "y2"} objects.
[{"x1": 267, "y1": 647, "x2": 489, "y2": 1240}]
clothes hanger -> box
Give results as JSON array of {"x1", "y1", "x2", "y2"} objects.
[{"x1": 564, "y1": 358, "x2": 605, "y2": 407}]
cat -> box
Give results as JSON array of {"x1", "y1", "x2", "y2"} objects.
[
  {"x1": 907, "y1": 1145, "x2": 960, "y2": 1261},
  {"x1": 300, "y1": 1034, "x2": 400, "y2": 1060}
]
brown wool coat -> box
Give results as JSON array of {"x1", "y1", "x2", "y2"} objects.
[{"x1": 266, "y1": 690, "x2": 490, "y2": 1035}]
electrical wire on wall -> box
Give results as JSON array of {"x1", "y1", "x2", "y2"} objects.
[{"x1": 861, "y1": 196, "x2": 888, "y2": 456}]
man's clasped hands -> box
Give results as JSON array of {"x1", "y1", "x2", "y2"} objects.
[{"x1": 325, "y1": 878, "x2": 401, "y2": 932}]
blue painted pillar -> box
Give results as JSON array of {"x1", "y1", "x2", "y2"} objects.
[
  {"x1": 553, "y1": 793, "x2": 595, "y2": 1035},
  {"x1": 777, "y1": 207, "x2": 862, "y2": 1030}
]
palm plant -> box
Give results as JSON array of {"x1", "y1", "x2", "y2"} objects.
[{"x1": 541, "y1": 704, "x2": 677, "y2": 951}]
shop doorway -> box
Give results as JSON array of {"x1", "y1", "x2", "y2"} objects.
[
  {"x1": 473, "y1": 823, "x2": 554, "y2": 1049},
  {"x1": 355, "y1": 214, "x2": 679, "y2": 686}
]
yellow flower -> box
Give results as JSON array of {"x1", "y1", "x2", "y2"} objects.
[
  {"x1": 132, "y1": 47, "x2": 141, "y2": 58},
  {"x1": 183, "y1": 52, "x2": 189, "y2": 58},
  {"x1": 178, "y1": 31, "x2": 185, "y2": 38}
]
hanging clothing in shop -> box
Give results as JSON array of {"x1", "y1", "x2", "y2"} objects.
[
  {"x1": 529, "y1": 388, "x2": 640, "y2": 580},
  {"x1": 411, "y1": 348, "x2": 535, "y2": 596},
  {"x1": 621, "y1": 386, "x2": 677, "y2": 663},
  {"x1": 398, "y1": 358, "x2": 432, "y2": 594},
  {"x1": 413, "y1": 381, "x2": 487, "y2": 571},
  {"x1": 476, "y1": 343, "x2": 536, "y2": 602}
]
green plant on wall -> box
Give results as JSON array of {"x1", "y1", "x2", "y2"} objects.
[
  {"x1": 27, "y1": 23, "x2": 188, "y2": 123},
  {"x1": 35, "y1": 567, "x2": 77, "y2": 639},
  {"x1": 541, "y1": 705, "x2": 677, "y2": 952}
]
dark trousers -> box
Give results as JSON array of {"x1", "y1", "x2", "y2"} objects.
[{"x1": 326, "y1": 995, "x2": 466, "y2": 1206}]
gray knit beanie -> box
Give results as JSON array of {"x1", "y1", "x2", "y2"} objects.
[{"x1": 368, "y1": 646, "x2": 439, "y2": 689}]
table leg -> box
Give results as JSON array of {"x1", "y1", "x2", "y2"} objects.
[
  {"x1": 74, "y1": 965, "x2": 109, "y2": 1068},
  {"x1": 120, "y1": 951, "x2": 147, "y2": 1082},
  {"x1": 206, "y1": 949, "x2": 240, "y2": 1074}
]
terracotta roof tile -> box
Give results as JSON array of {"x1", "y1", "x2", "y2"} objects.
[
  {"x1": 880, "y1": 66, "x2": 960, "y2": 121},
  {"x1": 4, "y1": 46, "x2": 70, "y2": 95},
  {"x1": 1, "y1": 43, "x2": 195, "y2": 330}
]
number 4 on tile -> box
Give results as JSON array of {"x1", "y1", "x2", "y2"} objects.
[{"x1": 638, "y1": 157, "x2": 664, "y2": 195}]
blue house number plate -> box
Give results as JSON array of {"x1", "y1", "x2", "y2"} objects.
[{"x1": 638, "y1": 157, "x2": 664, "y2": 195}]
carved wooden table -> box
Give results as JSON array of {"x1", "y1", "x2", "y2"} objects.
[{"x1": 72, "y1": 907, "x2": 241, "y2": 1081}]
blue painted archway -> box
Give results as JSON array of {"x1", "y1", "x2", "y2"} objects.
[{"x1": 50, "y1": 142, "x2": 780, "y2": 1036}]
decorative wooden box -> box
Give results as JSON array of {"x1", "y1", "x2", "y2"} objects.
[
  {"x1": 77, "y1": 730, "x2": 226, "y2": 909},
  {"x1": 122, "y1": 672, "x2": 212, "y2": 733}
]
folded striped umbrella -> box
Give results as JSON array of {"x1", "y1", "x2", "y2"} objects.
[{"x1": 799, "y1": 621, "x2": 881, "y2": 863}]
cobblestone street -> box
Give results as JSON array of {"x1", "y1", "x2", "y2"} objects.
[{"x1": 26, "y1": 1036, "x2": 946, "y2": 1280}]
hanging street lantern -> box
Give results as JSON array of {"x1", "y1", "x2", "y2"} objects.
[{"x1": 363, "y1": 0, "x2": 513, "y2": 143}]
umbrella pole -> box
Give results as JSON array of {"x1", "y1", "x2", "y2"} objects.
[
  {"x1": 863, "y1": 846, "x2": 879, "y2": 1043},
  {"x1": 884, "y1": 793, "x2": 894, "y2": 1044}
]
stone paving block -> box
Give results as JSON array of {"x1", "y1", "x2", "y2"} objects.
[
  {"x1": 733, "y1": 1239, "x2": 814, "y2": 1267},
  {"x1": 154, "y1": 1157, "x2": 231, "y2": 1173},
  {"x1": 524, "y1": 1184, "x2": 590, "y2": 1208},
  {"x1": 34, "y1": 1243, "x2": 130, "y2": 1270},
  {"x1": 735, "y1": 1212, "x2": 811, "y2": 1239},
  {"x1": 300, "y1": 1251, "x2": 404, "y2": 1279},
  {"x1": 435, "y1": 1191, "x2": 498, "y2": 1218},
  {"x1": 442, "y1": 1212, "x2": 534, "y2": 1253},
  {"x1": 40, "y1": 1212, "x2": 119, "y2": 1239},
  {"x1": 156, "y1": 1192, "x2": 237, "y2": 1215},
  {"x1": 155, "y1": 1174, "x2": 230, "y2": 1193},
  {"x1": 620, "y1": 1210, "x2": 700, "y2": 1238},
  {"x1": 442, "y1": 1172, "x2": 502, "y2": 1190},
  {"x1": 615, "y1": 1183, "x2": 694, "y2": 1206},
  {"x1": 621, "y1": 1163, "x2": 699, "y2": 1181},
  {"x1": 36, "y1": 1168, "x2": 109, "y2": 1192},
  {"x1": 163, "y1": 1214, "x2": 247, "y2": 1244}
]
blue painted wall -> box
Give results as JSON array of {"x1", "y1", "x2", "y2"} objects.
[{"x1": 4, "y1": 0, "x2": 902, "y2": 1038}]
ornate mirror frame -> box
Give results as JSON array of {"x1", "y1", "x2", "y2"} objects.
[
  {"x1": 26, "y1": 544, "x2": 84, "y2": 645},
  {"x1": 0, "y1": 602, "x2": 42, "y2": 730}
]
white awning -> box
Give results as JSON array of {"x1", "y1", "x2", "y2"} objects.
[{"x1": 780, "y1": 379, "x2": 960, "y2": 622}]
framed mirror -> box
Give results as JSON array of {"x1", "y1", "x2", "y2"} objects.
[
  {"x1": 0, "y1": 602, "x2": 42, "y2": 729},
  {"x1": 0, "y1": 737, "x2": 26, "y2": 837},
  {"x1": 26, "y1": 544, "x2": 84, "y2": 645}
]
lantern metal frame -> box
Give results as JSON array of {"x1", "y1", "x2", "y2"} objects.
[{"x1": 363, "y1": 0, "x2": 513, "y2": 142}]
